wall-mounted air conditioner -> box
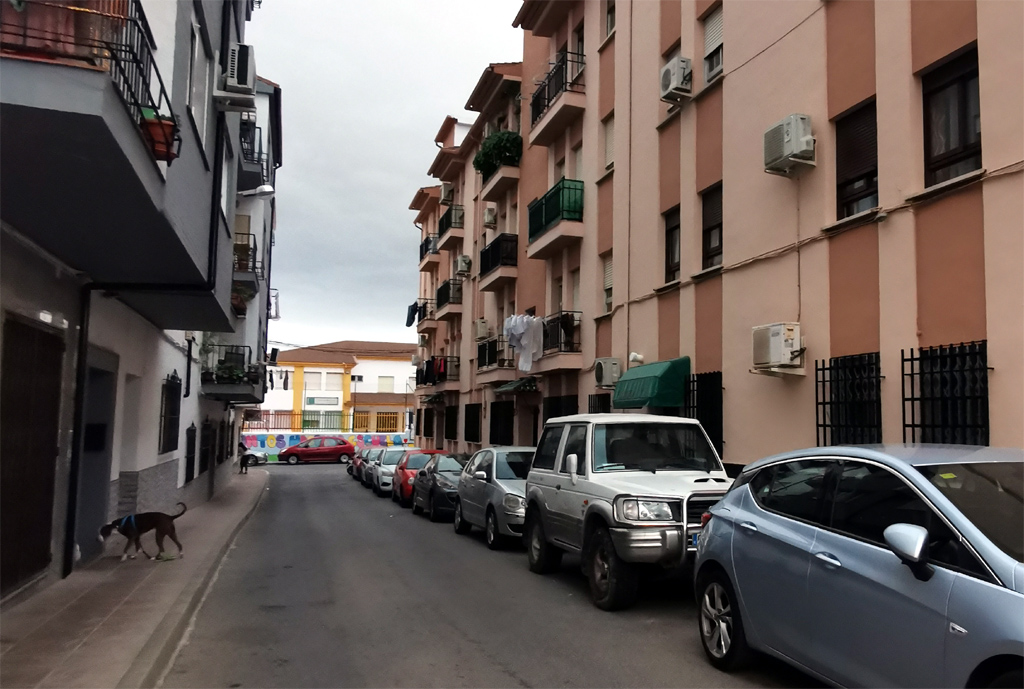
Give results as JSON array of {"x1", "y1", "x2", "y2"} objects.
[
  {"x1": 455, "y1": 255, "x2": 472, "y2": 275},
  {"x1": 659, "y1": 57, "x2": 693, "y2": 103},
  {"x1": 595, "y1": 358, "x2": 621, "y2": 387},
  {"x1": 214, "y1": 43, "x2": 256, "y2": 112},
  {"x1": 440, "y1": 182, "x2": 454, "y2": 205},
  {"x1": 451, "y1": 205, "x2": 465, "y2": 227},
  {"x1": 752, "y1": 322, "x2": 803, "y2": 369},
  {"x1": 764, "y1": 114, "x2": 816, "y2": 175},
  {"x1": 475, "y1": 318, "x2": 490, "y2": 341},
  {"x1": 483, "y1": 207, "x2": 498, "y2": 227}
]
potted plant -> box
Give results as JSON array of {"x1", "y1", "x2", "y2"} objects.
[
  {"x1": 246, "y1": 364, "x2": 263, "y2": 384},
  {"x1": 201, "y1": 370, "x2": 216, "y2": 384},
  {"x1": 140, "y1": 108, "x2": 178, "y2": 162},
  {"x1": 473, "y1": 130, "x2": 523, "y2": 182}
]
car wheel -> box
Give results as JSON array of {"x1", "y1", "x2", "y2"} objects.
[
  {"x1": 585, "y1": 526, "x2": 639, "y2": 611},
  {"x1": 696, "y1": 568, "x2": 753, "y2": 671},
  {"x1": 285, "y1": 455, "x2": 298, "y2": 465},
  {"x1": 485, "y1": 509, "x2": 503, "y2": 550},
  {"x1": 428, "y1": 492, "x2": 442, "y2": 522},
  {"x1": 987, "y1": 669, "x2": 1024, "y2": 688},
  {"x1": 411, "y1": 489, "x2": 423, "y2": 515},
  {"x1": 347, "y1": 465, "x2": 354, "y2": 476},
  {"x1": 453, "y1": 501, "x2": 472, "y2": 535},
  {"x1": 526, "y1": 511, "x2": 562, "y2": 574},
  {"x1": 339, "y1": 454, "x2": 352, "y2": 464}
]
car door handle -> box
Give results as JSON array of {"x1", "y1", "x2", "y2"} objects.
[
  {"x1": 739, "y1": 521, "x2": 758, "y2": 533},
  {"x1": 815, "y1": 552, "x2": 842, "y2": 568}
]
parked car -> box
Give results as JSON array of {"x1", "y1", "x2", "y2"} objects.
[
  {"x1": 240, "y1": 449, "x2": 268, "y2": 466},
  {"x1": 454, "y1": 446, "x2": 535, "y2": 549},
  {"x1": 360, "y1": 448, "x2": 385, "y2": 487},
  {"x1": 525, "y1": 413, "x2": 730, "y2": 611},
  {"x1": 371, "y1": 447, "x2": 417, "y2": 497},
  {"x1": 350, "y1": 447, "x2": 373, "y2": 479},
  {"x1": 694, "y1": 445, "x2": 1024, "y2": 688},
  {"x1": 393, "y1": 450, "x2": 445, "y2": 507},
  {"x1": 279, "y1": 435, "x2": 356, "y2": 465},
  {"x1": 411, "y1": 453, "x2": 469, "y2": 521}
]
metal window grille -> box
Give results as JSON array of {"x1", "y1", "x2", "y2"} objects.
[
  {"x1": 444, "y1": 405, "x2": 459, "y2": 440},
  {"x1": 588, "y1": 393, "x2": 611, "y2": 414},
  {"x1": 815, "y1": 353, "x2": 882, "y2": 446},
  {"x1": 353, "y1": 411, "x2": 370, "y2": 433},
  {"x1": 158, "y1": 372, "x2": 182, "y2": 453},
  {"x1": 184, "y1": 423, "x2": 197, "y2": 483},
  {"x1": 423, "y1": 407, "x2": 435, "y2": 439},
  {"x1": 490, "y1": 401, "x2": 515, "y2": 445},
  {"x1": 903, "y1": 341, "x2": 989, "y2": 445},
  {"x1": 464, "y1": 403, "x2": 482, "y2": 443},
  {"x1": 377, "y1": 412, "x2": 400, "y2": 433},
  {"x1": 543, "y1": 395, "x2": 579, "y2": 422},
  {"x1": 685, "y1": 372, "x2": 724, "y2": 457},
  {"x1": 198, "y1": 420, "x2": 213, "y2": 474}
]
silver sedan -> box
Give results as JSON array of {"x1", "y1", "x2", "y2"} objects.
[{"x1": 454, "y1": 446, "x2": 534, "y2": 549}]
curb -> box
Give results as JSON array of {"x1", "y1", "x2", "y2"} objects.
[{"x1": 116, "y1": 470, "x2": 271, "y2": 689}]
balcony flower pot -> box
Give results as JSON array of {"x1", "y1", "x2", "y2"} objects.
[
  {"x1": 473, "y1": 131, "x2": 523, "y2": 182},
  {"x1": 140, "y1": 107, "x2": 178, "y2": 162},
  {"x1": 201, "y1": 370, "x2": 216, "y2": 384}
]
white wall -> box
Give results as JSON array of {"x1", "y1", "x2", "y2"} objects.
[
  {"x1": 350, "y1": 359, "x2": 416, "y2": 396},
  {"x1": 140, "y1": 0, "x2": 179, "y2": 100}
]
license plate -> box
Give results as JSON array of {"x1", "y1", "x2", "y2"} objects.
[{"x1": 691, "y1": 533, "x2": 700, "y2": 547}]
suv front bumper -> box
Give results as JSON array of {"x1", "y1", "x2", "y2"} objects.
[{"x1": 609, "y1": 526, "x2": 699, "y2": 565}]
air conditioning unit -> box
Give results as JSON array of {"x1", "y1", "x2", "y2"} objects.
[
  {"x1": 451, "y1": 205, "x2": 465, "y2": 227},
  {"x1": 418, "y1": 334, "x2": 429, "y2": 348},
  {"x1": 483, "y1": 207, "x2": 498, "y2": 227},
  {"x1": 764, "y1": 114, "x2": 816, "y2": 175},
  {"x1": 214, "y1": 44, "x2": 256, "y2": 112},
  {"x1": 455, "y1": 254, "x2": 472, "y2": 275},
  {"x1": 440, "y1": 182, "x2": 454, "y2": 206},
  {"x1": 659, "y1": 57, "x2": 693, "y2": 103},
  {"x1": 475, "y1": 318, "x2": 490, "y2": 341},
  {"x1": 595, "y1": 358, "x2": 622, "y2": 387},
  {"x1": 752, "y1": 322, "x2": 803, "y2": 368}
]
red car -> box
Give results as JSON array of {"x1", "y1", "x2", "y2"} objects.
[
  {"x1": 392, "y1": 449, "x2": 445, "y2": 507},
  {"x1": 280, "y1": 436, "x2": 355, "y2": 465}
]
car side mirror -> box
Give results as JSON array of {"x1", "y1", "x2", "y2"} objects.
[
  {"x1": 418, "y1": 470, "x2": 427, "y2": 478},
  {"x1": 566, "y1": 454, "x2": 578, "y2": 485},
  {"x1": 473, "y1": 471, "x2": 487, "y2": 481},
  {"x1": 883, "y1": 523, "x2": 934, "y2": 582}
]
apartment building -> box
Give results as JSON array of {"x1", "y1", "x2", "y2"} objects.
[
  {"x1": 0, "y1": 0, "x2": 282, "y2": 598},
  {"x1": 411, "y1": 0, "x2": 1022, "y2": 465}
]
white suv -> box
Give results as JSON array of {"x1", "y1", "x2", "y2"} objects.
[{"x1": 524, "y1": 413, "x2": 731, "y2": 610}]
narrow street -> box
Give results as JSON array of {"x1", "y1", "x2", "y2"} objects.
[{"x1": 163, "y1": 465, "x2": 817, "y2": 688}]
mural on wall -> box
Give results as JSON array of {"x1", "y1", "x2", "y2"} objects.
[{"x1": 242, "y1": 432, "x2": 410, "y2": 457}]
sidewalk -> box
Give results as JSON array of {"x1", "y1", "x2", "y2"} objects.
[{"x1": 0, "y1": 469, "x2": 270, "y2": 689}]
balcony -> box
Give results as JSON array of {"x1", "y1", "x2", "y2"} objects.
[
  {"x1": 536, "y1": 310, "x2": 583, "y2": 374},
  {"x1": 437, "y1": 205, "x2": 465, "y2": 251},
  {"x1": 529, "y1": 52, "x2": 585, "y2": 147},
  {"x1": 479, "y1": 233, "x2": 518, "y2": 293},
  {"x1": 416, "y1": 356, "x2": 460, "y2": 392},
  {"x1": 435, "y1": 278, "x2": 464, "y2": 320},
  {"x1": 238, "y1": 120, "x2": 269, "y2": 192},
  {"x1": 527, "y1": 178, "x2": 584, "y2": 260},
  {"x1": 419, "y1": 234, "x2": 440, "y2": 271},
  {"x1": 233, "y1": 232, "x2": 262, "y2": 292},
  {"x1": 477, "y1": 336, "x2": 516, "y2": 385},
  {"x1": 201, "y1": 345, "x2": 264, "y2": 404},
  {"x1": 416, "y1": 298, "x2": 437, "y2": 334}
]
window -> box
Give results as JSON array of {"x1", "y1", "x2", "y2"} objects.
[
  {"x1": 923, "y1": 49, "x2": 981, "y2": 187},
  {"x1": 376, "y1": 412, "x2": 400, "y2": 433},
  {"x1": 444, "y1": 405, "x2": 459, "y2": 440},
  {"x1": 664, "y1": 206, "x2": 681, "y2": 282},
  {"x1": 490, "y1": 400, "x2": 515, "y2": 446},
  {"x1": 325, "y1": 372, "x2": 342, "y2": 391},
  {"x1": 605, "y1": 0, "x2": 616, "y2": 36},
  {"x1": 816, "y1": 353, "x2": 883, "y2": 446},
  {"x1": 903, "y1": 341, "x2": 988, "y2": 446},
  {"x1": 574, "y1": 145, "x2": 585, "y2": 179},
  {"x1": 159, "y1": 373, "x2": 182, "y2": 453},
  {"x1": 377, "y1": 376, "x2": 395, "y2": 393},
  {"x1": 187, "y1": 20, "x2": 210, "y2": 146},
  {"x1": 603, "y1": 116, "x2": 614, "y2": 169},
  {"x1": 478, "y1": 452, "x2": 494, "y2": 480},
  {"x1": 603, "y1": 255, "x2": 614, "y2": 313},
  {"x1": 573, "y1": 23, "x2": 585, "y2": 79},
  {"x1": 322, "y1": 438, "x2": 338, "y2": 447},
  {"x1": 588, "y1": 393, "x2": 612, "y2": 414},
  {"x1": 703, "y1": 5, "x2": 723, "y2": 83},
  {"x1": 559, "y1": 424, "x2": 588, "y2": 475},
  {"x1": 570, "y1": 269, "x2": 580, "y2": 310},
  {"x1": 497, "y1": 451, "x2": 533, "y2": 480},
  {"x1": 352, "y1": 375, "x2": 364, "y2": 383},
  {"x1": 593, "y1": 423, "x2": 720, "y2": 473},
  {"x1": 465, "y1": 403, "x2": 482, "y2": 443},
  {"x1": 465, "y1": 452, "x2": 483, "y2": 476},
  {"x1": 533, "y1": 425, "x2": 564, "y2": 471},
  {"x1": 304, "y1": 372, "x2": 321, "y2": 391},
  {"x1": 219, "y1": 146, "x2": 233, "y2": 221},
  {"x1": 415, "y1": 409, "x2": 422, "y2": 436},
  {"x1": 701, "y1": 185, "x2": 723, "y2": 269},
  {"x1": 423, "y1": 407, "x2": 435, "y2": 438},
  {"x1": 752, "y1": 459, "x2": 832, "y2": 524},
  {"x1": 306, "y1": 438, "x2": 322, "y2": 448},
  {"x1": 353, "y1": 410, "x2": 370, "y2": 432},
  {"x1": 835, "y1": 102, "x2": 879, "y2": 219}
]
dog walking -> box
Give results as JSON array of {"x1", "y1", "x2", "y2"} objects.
[{"x1": 98, "y1": 503, "x2": 186, "y2": 561}]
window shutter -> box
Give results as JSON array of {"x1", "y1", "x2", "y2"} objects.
[
  {"x1": 603, "y1": 256, "x2": 614, "y2": 290},
  {"x1": 604, "y1": 117, "x2": 614, "y2": 167},
  {"x1": 702, "y1": 186, "x2": 723, "y2": 229},
  {"x1": 703, "y1": 6, "x2": 723, "y2": 57},
  {"x1": 836, "y1": 103, "x2": 877, "y2": 185}
]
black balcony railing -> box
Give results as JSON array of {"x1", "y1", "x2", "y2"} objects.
[
  {"x1": 436, "y1": 278, "x2": 463, "y2": 309},
  {"x1": 480, "y1": 233, "x2": 518, "y2": 276},
  {"x1": 201, "y1": 344, "x2": 262, "y2": 385},
  {"x1": 438, "y1": 205, "x2": 465, "y2": 238},
  {"x1": 240, "y1": 122, "x2": 269, "y2": 179},
  {"x1": 530, "y1": 51, "x2": 585, "y2": 125},
  {"x1": 417, "y1": 298, "x2": 435, "y2": 323},
  {"x1": 477, "y1": 336, "x2": 514, "y2": 371},
  {"x1": 416, "y1": 356, "x2": 460, "y2": 386},
  {"x1": 233, "y1": 232, "x2": 258, "y2": 273},
  {"x1": 542, "y1": 311, "x2": 582, "y2": 353},
  {"x1": 419, "y1": 234, "x2": 439, "y2": 260},
  {"x1": 528, "y1": 178, "x2": 584, "y2": 241},
  {"x1": 1, "y1": 0, "x2": 182, "y2": 163}
]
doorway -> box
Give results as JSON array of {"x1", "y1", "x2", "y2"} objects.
[{"x1": 76, "y1": 352, "x2": 118, "y2": 563}]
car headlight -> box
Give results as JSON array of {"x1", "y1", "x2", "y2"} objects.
[
  {"x1": 407, "y1": 476, "x2": 415, "y2": 485},
  {"x1": 381, "y1": 468, "x2": 394, "y2": 477},
  {"x1": 502, "y1": 494, "x2": 527, "y2": 511},
  {"x1": 620, "y1": 499, "x2": 673, "y2": 521}
]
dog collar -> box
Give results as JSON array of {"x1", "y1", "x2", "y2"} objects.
[{"x1": 119, "y1": 514, "x2": 135, "y2": 530}]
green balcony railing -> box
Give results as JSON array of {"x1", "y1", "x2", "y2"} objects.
[{"x1": 528, "y1": 178, "x2": 583, "y2": 242}]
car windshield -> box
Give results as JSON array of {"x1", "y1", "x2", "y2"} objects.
[
  {"x1": 437, "y1": 455, "x2": 465, "y2": 473},
  {"x1": 917, "y1": 462, "x2": 1024, "y2": 562},
  {"x1": 496, "y1": 452, "x2": 533, "y2": 480},
  {"x1": 382, "y1": 450, "x2": 404, "y2": 466},
  {"x1": 405, "y1": 453, "x2": 432, "y2": 470},
  {"x1": 593, "y1": 423, "x2": 721, "y2": 473}
]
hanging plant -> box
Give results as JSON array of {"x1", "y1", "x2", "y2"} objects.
[{"x1": 473, "y1": 130, "x2": 523, "y2": 182}]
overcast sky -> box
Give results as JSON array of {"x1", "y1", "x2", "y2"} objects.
[{"x1": 246, "y1": 0, "x2": 523, "y2": 349}]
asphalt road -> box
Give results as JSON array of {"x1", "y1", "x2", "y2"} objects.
[{"x1": 163, "y1": 464, "x2": 818, "y2": 688}]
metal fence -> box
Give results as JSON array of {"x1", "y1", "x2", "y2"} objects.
[
  {"x1": 903, "y1": 341, "x2": 989, "y2": 445},
  {"x1": 436, "y1": 277, "x2": 463, "y2": 309},
  {"x1": 233, "y1": 232, "x2": 260, "y2": 274},
  {"x1": 416, "y1": 298, "x2": 435, "y2": 323},
  {"x1": 542, "y1": 311, "x2": 582, "y2": 353},
  {"x1": 419, "y1": 234, "x2": 439, "y2": 260},
  {"x1": 438, "y1": 205, "x2": 464, "y2": 237},
  {"x1": 530, "y1": 51, "x2": 585, "y2": 124},
  {"x1": 242, "y1": 410, "x2": 408, "y2": 433},
  {"x1": 480, "y1": 233, "x2": 518, "y2": 276},
  {"x1": 815, "y1": 353, "x2": 882, "y2": 447},
  {"x1": 477, "y1": 336, "x2": 515, "y2": 370},
  {"x1": 528, "y1": 178, "x2": 584, "y2": 241},
  {"x1": 201, "y1": 345, "x2": 257, "y2": 384}
]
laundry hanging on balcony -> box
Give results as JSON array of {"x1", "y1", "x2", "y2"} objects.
[
  {"x1": 503, "y1": 315, "x2": 544, "y2": 373},
  {"x1": 405, "y1": 302, "x2": 418, "y2": 327}
]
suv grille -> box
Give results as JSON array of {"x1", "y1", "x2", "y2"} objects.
[{"x1": 685, "y1": 495, "x2": 723, "y2": 526}]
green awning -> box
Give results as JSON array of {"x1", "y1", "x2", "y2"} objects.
[
  {"x1": 420, "y1": 392, "x2": 444, "y2": 404},
  {"x1": 612, "y1": 357, "x2": 690, "y2": 409},
  {"x1": 495, "y1": 376, "x2": 538, "y2": 394}
]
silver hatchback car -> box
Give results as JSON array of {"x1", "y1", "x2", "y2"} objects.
[
  {"x1": 694, "y1": 445, "x2": 1023, "y2": 688},
  {"x1": 453, "y1": 446, "x2": 534, "y2": 549}
]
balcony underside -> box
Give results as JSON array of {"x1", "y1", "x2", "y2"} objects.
[
  {"x1": 238, "y1": 158, "x2": 263, "y2": 192},
  {"x1": 436, "y1": 302, "x2": 463, "y2": 321},
  {"x1": 527, "y1": 220, "x2": 584, "y2": 260},
  {"x1": 477, "y1": 366, "x2": 517, "y2": 385},
  {"x1": 201, "y1": 382, "x2": 263, "y2": 404},
  {"x1": 534, "y1": 352, "x2": 583, "y2": 374},
  {"x1": 479, "y1": 266, "x2": 517, "y2": 293},
  {"x1": 419, "y1": 253, "x2": 440, "y2": 272},
  {"x1": 437, "y1": 227, "x2": 464, "y2": 252},
  {"x1": 417, "y1": 318, "x2": 438, "y2": 334},
  {"x1": 481, "y1": 166, "x2": 520, "y2": 202},
  {"x1": 233, "y1": 270, "x2": 259, "y2": 292},
  {"x1": 528, "y1": 90, "x2": 586, "y2": 147}
]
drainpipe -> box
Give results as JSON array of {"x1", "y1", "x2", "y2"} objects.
[{"x1": 183, "y1": 336, "x2": 194, "y2": 398}]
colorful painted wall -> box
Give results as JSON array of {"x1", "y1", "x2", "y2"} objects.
[{"x1": 241, "y1": 431, "x2": 411, "y2": 458}]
